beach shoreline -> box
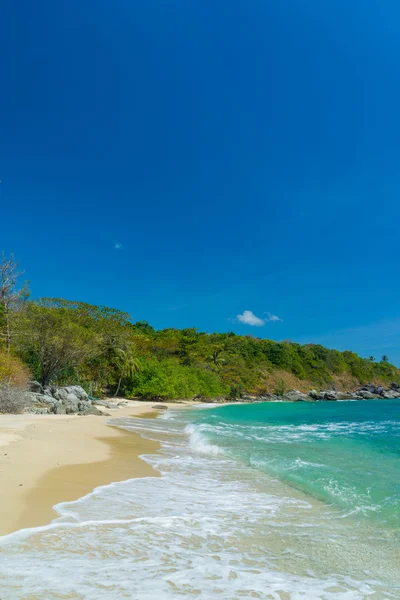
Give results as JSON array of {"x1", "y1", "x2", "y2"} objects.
[{"x1": 0, "y1": 400, "x2": 192, "y2": 536}]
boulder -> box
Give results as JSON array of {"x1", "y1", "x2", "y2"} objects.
[
  {"x1": 24, "y1": 391, "x2": 41, "y2": 405},
  {"x1": 359, "y1": 391, "x2": 377, "y2": 399},
  {"x1": 51, "y1": 402, "x2": 67, "y2": 415},
  {"x1": 22, "y1": 385, "x2": 104, "y2": 416},
  {"x1": 382, "y1": 389, "x2": 400, "y2": 399},
  {"x1": 318, "y1": 390, "x2": 338, "y2": 401},
  {"x1": 52, "y1": 388, "x2": 71, "y2": 402},
  {"x1": 93, "y1": 400, "x2": 115, "y2": 409},
  {"x1": 285, "y1": 390, "x2": 309, "y2": 402},
  {"x1": 28, "y1": 381, "x2": 44, "y2": 394},
  {"x1": 25, "y1": 407, "x2": 51, "y2": 414},
  {"x1": 77, "y1": 403, "x2": 104, "y2": 416},
  {"x1": 35, "y1": 394, "x2": 58, "y2": 405},
  {"x1": 357, "y1": 384, "x2": 384, "y2": 397},
  {"x1": 324, "y1": 393, "x2": 338, "y2": 401},
  {"x1": 64, "y1": 386, "x2": 89, "y2": 402},
  {"x1": 63, "y1": 393, "x2": 80, "y2": 413},
  {"x1": 337, "y1": 392, "x2": 352, "y2": 400}
]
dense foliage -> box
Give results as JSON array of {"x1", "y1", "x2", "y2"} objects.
[
  {"x1": 1, "y1": 255, "x2": 399, "y2": 399},
  {"x1": 2, "y1": 298, "x2": 400, "y2": 399}
]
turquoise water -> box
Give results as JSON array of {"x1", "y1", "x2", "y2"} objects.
[
  {"x1": 187, "y1": 400, "x2": 400, "y2": 528},
  {"x1": 0, "y1": 400, "x2": 399, "y2": 598}
]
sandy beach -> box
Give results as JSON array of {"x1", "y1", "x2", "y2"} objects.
[{"x1": 0, "y1": 400, "x2": 186, "y2": 536}]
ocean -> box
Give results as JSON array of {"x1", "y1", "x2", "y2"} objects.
[{"x1": 0, "y1": 400, "x2": 399, "y2": 599}]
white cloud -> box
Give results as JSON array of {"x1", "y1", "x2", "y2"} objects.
[
  {"x1": 236, "y1": 310, "x2": 266, "y2": 327},
  {"x1": 265, "y1": 312, "x2": 282, "y2": 322},
  {"x1": 235, "y1": 310, "x2": 283, "y2": 327},
  {"x1": 114, "y1": 242, "x2": 123, "y2": 250}
]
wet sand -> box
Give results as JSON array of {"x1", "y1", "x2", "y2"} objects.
[{"x1": 0, "y1": 400, "x2": 188, "y2": 535}]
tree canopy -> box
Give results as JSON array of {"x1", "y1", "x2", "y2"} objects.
[{"x1": 0, "y1": 256, "x2": 399, "y2": 398}]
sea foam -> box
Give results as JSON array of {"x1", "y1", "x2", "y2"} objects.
[{"x1": 0, "y1": 407, "x2": 398, "y2": 599}]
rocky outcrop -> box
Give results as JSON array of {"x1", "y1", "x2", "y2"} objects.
[
  {"x1": 381, "y1": 389, "x2": 400, "y2": 399},
  {"x1": 236, "y1": 383, "x2": 400, "y2": 403},
  {"x1": 25, "y1": 384, "x2": 103, "y2": 415},
  {"x1": 314, "y1": 390, "x2": 352, "y2": 401}
]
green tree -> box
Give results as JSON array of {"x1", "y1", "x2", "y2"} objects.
[
  {"x1": 206, "y1": 345, "x2": 227, "y2": 368},
  {"x1": 381, "y1": 355, "x2": 389, "y2": 363},
  {"x1": 178, "y1": 329, "x2": 199, "y2": 366},
  {"x1": 16, "y1": 302, "x2": 99, "y2": 386},
  {"x1": 113, "y1": 347, "x2": 140, "y2": 397}
]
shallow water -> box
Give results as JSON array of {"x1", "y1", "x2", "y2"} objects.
[{"x1": 0, "y1": 400, "x2": 399, "y2": 599}]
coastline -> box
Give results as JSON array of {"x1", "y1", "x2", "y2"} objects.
[{"x1": 0, "y1": 400, "x2": 191, "y2": 536}]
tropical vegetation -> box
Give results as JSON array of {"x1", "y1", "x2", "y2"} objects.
[{"x1": 1, "y1": 253, "x2": 399, "y2": 400}]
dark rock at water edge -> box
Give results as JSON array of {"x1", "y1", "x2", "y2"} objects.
[{"x1": 237, "y1": 384, "x2": 400, "y2": 403}]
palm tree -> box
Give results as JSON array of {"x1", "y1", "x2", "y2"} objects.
[
  {"x1": 113, "y1": 347, "x2": 140, "y2": 397},
  {"x1": 207, "y1": 346, "x2": 227, "y2": 368},
  {"x1": 381, "y1": 354, "x2": 389, "y2": 363},
  {"x1": 368, "y1": 356, "x2": 375, "y2": 362}
]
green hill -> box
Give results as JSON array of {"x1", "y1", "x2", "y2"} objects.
[{"x1": 2, "y1": 297, "x2": 398, "y2": 400}]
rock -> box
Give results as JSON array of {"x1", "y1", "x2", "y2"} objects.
[
  {"x1": 34, "y1": 394, "x2": 58, "y2": 405},
  {"x1": 93, "y1": 400, "x2": 114, "y2": 409},
  {"x1": 52, "y1": 388, "x2": 70, "y2": 402},
  {"x1": 241, "y1": 395, "x2": 258, "y2": 403},
  {"x1": 359, "y1": 391, "x2": 377, "y2": 399},
  {"x1": 318, "y1": 390, "x2": 339, "y2": 401},
  {"x1": 78, "y1": 404, "x2": 103, "y2": 416},
  {"x1": 25, "y1": 407, "x2": 51, "y2": 414},
  {"x1": 268, "y1": 395, "x2": 282, "y2": 402},
  {"x1": 285, "y1": 390, "x2": 309, "y2": 402},
  {"x1": 28, "y1": 381, "x2": 44, "y2": 394},
  {"x1": 22, "y1": 385, "x2": 101, "y2": 416},
  {"x1": 24, "y1": 392, "x2": 40, "y2": 405},
  {"x1": 64, "y1": 386, "x2": 89, "y2": 401},
  {"x1": 337, "y1": 392, "x2": 353, "y2": 400},
  {"x1": 309, "y1": 389, "x2": 318, "y2": 399},
  {"x1": 51, "y1": 402, "x2": 67, "y2": 414},
  {"x1": 390, "y1": 382, "x2": 400, "y2": 390},
  {"x1": 117, "y1": 401, "x2": 128, "y2": 406},
  {"x1": 324, "y1": 393, "x2": 338, "y2": 401},
  {"x1": 152, "y1": 404, "x2": 168, "y2": 410},
  {"x1": 63, "y1": 393, "x2": 80, "y2": 413},
  {"x1": 382, "y1": 389, "x2": 399, "y2": 399},
  {"x1": 253, "y1": 395, "x2": 273, "y2": 402},
  {"x1": 356, "y1": 384, "x2": 383, "y2": 397}
]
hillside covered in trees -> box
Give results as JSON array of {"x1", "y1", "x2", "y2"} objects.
[{"x1": 1, "y1": 253, "x2": 399, "y2": 401}]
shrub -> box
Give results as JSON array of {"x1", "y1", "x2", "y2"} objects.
[
  {"x1": 228, "y1": 383, "x2": 244, "y2": 400},
  {"x1": 274, "y1": 378, "x2": 286, "y2": 396},
  {"x1": 0, "y1": 350, "x2": 30, "y2": 387},
  {"x1": 126, "y1": 358, "x2": 227, "y2": 399}
]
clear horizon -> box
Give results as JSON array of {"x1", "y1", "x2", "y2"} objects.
[{"x1": 2, "y1": 1, "x2": 400, "y2": 364}]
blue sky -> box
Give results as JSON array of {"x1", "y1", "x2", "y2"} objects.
[{"x1": 1, "y1": 1, "x2": 400, "y2": 363}]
